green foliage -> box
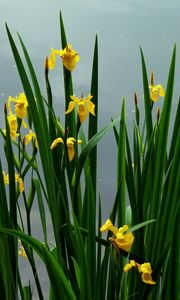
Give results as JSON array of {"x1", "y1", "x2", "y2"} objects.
[{"x1": 0, "y1": 12, "x2": 179, "y2": 300}]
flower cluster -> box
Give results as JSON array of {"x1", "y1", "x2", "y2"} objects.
[
  {"x1": 50, "y1": 137, "x2": 82, "y2": 161},
  {"x1": 124, "y1": 260, "x2": 156, "y2": 285},
  {"x1": 8, "y1": 93, "x2": 28, "y2": 128},
  {"x1": 49, "y1": 44, "x2": 96, "y2": 161},
  {"x1": 4, "y1": 92, "x2": 38, "y2": 148},
  {"x1": 3, "y1": 171, "x2": 24, "y2": 193},
  {"x1": 100, "y1": 219, "x2": 134, "y2": 252},
  {"x1": 100, "y1": 219, "x2": 155, "y2": 285}
]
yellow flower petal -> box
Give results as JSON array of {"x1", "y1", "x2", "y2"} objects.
[
  {"x1": 157, "y1": 84, "x2": 165, "y2": 97},
  {"x1": 3, "y1": 171, "x2": 9, "y2": 185},
  {"x1": 100, "y1": 219, "x2": 118, "y2": 235},
  {"x1": 138, "y1": 262, "x2": 156, "y2": 285},
  {"x1": 149, "y1": 83, "x2": 165, "y2": 102},
  {"x1": 15, "y1": 174, "x2": 24, "y2": 193},
  {"x1": 77, "y1": 102, "x2": 88, "y2": 123},
  {"x1": 60, "y1": 44, "x2": 80, "y2": 71},
  {"x1": 123, "y1": 260, "x2": 136, "y2": 272},
  {"x1": 7, "y1": 113, "x2": 19, "y2": 140},
  {"x1": 65, "y1": 101, "x2": 76, "y2": 114},
  {"x1": 87, "y1": 100, "x2": 95, "y2": 116},
  {"x1": 115, "y1": 226, "x2": 134, "y2": 252},
  {"x1": 50, "y1": 137, "x2": 64, "y2": 150},
  {"x1": 141, "y1": 272, "x2": 156, "y2": 285},
  {"x1": 24, "y1": 130, "x2": 37, "y2": 147}
]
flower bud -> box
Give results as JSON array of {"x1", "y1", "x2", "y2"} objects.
[
  {"x1": 156, "y1": 107, "x2": 160, "y2": 123},
  {"x1": 150, "y1": 72, "x2": 154, "y2": 86}
]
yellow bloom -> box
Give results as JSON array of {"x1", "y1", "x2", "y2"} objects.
[
  {"x1": 8, "y1": 93, "x2": 28, "y2": 128},
  {"x1": 123, "y1": 260, "x2": 136, "y2": 272},
  {"x1": 48, "y1": 48, "x2": 61, "y2": 70},
  {"x1": 100, "y1": 219, "x2": 134, "y2": 252},
  {"x1": 60, "y1": 44, "x2": 80, "y2": 71},
  {"x1": 48, "y1": 44, "x2": 80, "y2": 71},
  {"x1": 24, "y1": 129, "x2": 38, "y2": 149},
  {"x1": 15, "y1": 174, "x2": 24, "y2": 193},
  {"x1": 3, "y1": 171, "x2": 24, "y2": 193},
  {"x1": 3, "y1": 171, "x2": 9, "y2": 185},
  {"x1": 124, "y1": 260, "x2": 156, "y2": 285},
  {"x1": 50, "y1": 137, "x2": 64, "y2": 150},
  {"x1": 149, "y1": 84, "x2": 165, "y2": 102},
  {"x1": 65, "y1": 94, "x2": 95, "y2": 123},
  {"x1": 7, "y1": 113, "x2": 19, "y2": 140},
  {"x1": 138, "y1": 262, "x2": 156, "y2": 285},
  {"x1": 50, "y1": 137, "x2": 82, "y2": 161}
]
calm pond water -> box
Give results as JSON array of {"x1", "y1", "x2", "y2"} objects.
[{"x1": 0, "y1": 0, "x2": 180, "y2": 298}]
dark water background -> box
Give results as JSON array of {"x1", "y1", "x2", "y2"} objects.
[{"x1": 0, "y1": 0, "x2": 180, "y2": 298}]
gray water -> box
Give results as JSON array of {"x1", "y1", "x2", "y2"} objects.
[{"x1": 0, "y1": 0, "x2": 180, "y2": 298}]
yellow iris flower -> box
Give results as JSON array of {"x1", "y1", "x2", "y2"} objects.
[
  {"x1": 5, "y1": 112, "x2": 19, "y2": 140},
  {"x1": 149, "y1": 73, "x2": 165, "y2": 102},
  {"x1": 8, "y1": 92, "x2": 28, "y2": 128},
  {"x1": 3, "y1": 171, "x2": 24, "y2": 193},
  {"x1": 48, "y1": 44, "x2": 80, "y2": 71},
  {"x1": 23, "y1": 129, "x2": 38, "y2": 149},
  {"x1": 100, "y1": 219, "x2": 134, "y2": 252},
  {"x1": 50, "y1": 137, "x2": 82, "y2": 161},
  {"x1": 149, "y1": 84, "x2": 165, "y2": 102},
  {"x1": 124, "y1": 260, "x2": 156, "y2": 285},
  {"x1": 65, "y1": 94, "x2": 95, "y2": 123}
]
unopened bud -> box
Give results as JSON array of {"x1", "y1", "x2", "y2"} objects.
[
  {"x1": 150, "y1": 72, "x2": 154, "y2": 86},
  {"x1": 22, "y1": 137, "x2": 26, "y2": 149},
  {"x1": 4, "y1": 102, "x2": 7, "y2": 115},
  {"x1": 45, "y1": 57, "x2": 49, "y2": 77},
  {"x1": 134, "y1": 92, "x2": 138, "y2": 107},
  {"x1": 156, "y1": 107, "x2": 160, "y2": 123}
]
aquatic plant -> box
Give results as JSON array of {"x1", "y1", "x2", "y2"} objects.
[{"x1": 0, "y1": 12, "x2": 179, "y2": 300}]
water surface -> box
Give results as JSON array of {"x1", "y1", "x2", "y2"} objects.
[{"x1": 0, "y1": 1, "x2": 179, "y2": 297}]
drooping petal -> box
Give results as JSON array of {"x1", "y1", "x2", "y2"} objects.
[
  {"x1": 48, "y1": 50, "x2": 57, "y2": 70},
  {"x1": 115, "y1": 232, "x2": 134, "y2": 252},
  {"x1": 123, "y1": 260, "x2": 136, "y2": 272},
  {"x1": 138, "y1": 262, "x2": 156, "y2": 285},
  {"x1": 65, "y1": 101, "x2": 76, "y2": 114},
  {"x1": 141, "y1": 272, "x2": 156, "y2": 285},
  {"x1": 87, "y1": 100, "x2": 95, "y2": 116},
  {"x1": 24, "y1": 130, "x2": 36, "y2": 146},
  {"x1": 15, "y1": 174, "x2": 24, "y2": 193},
  {"x1": 50, "y1": 137, "x2": 64, "y2": 150},
  {"x1": 66, "y1": 137, "x2": 76, "y2": 161},
  {"x1": 157, "y1": 84, "x2": 165, "y2": 97},
  {"x1": 115, "y1": 225, "x2": 134, "y2": 251},
  {"x1": 77, "y1": 102, "x2": 88, "y2": 123},
  {"x1": 100, "y1": 219, "x2": 118, "y2": 235}
]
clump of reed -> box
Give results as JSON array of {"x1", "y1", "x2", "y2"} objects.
[{"x1": 0, "y1": 12, "x2": 179, "y2": 300}]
